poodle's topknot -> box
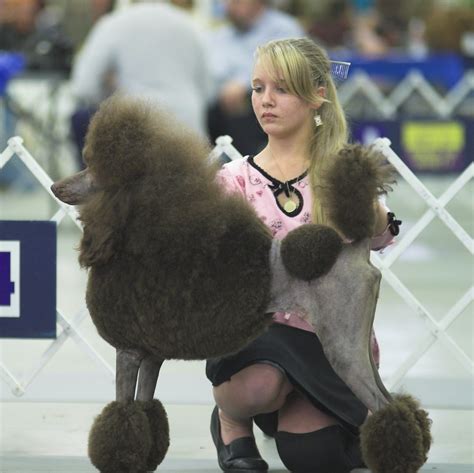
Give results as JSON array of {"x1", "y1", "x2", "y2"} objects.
[
  {"x1": 319, "y1": 144, "x2": 396, "y2": 241},
  {"x1": 84, "y1": 94, "x2": 212, "y2": 189}
]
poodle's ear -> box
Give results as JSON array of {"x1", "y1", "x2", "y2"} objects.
[
  {"x1": 320, "y1": 144, "x2": 396, "y2": 241},
  {"x1": 79, "y1": 226, "x2": 115, "y2": 268},
  {"x1": 78, "y1": 190, "x2": 131, "y2": 268}
]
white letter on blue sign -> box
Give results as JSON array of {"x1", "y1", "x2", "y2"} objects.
[{"x1": 0, "y1": 241, "x2": 20, "y2": 318}]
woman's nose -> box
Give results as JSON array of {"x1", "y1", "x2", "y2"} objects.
[{"x1": 262, "y1": 89, "x2": 275, "y2": 107}]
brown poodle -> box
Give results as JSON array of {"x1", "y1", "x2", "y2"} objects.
[{"x1": 52, "y1": 95, "x2": 431, "y2": 473}]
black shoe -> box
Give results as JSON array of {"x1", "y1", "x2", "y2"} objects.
[{"x1": 210, "y1": 405, "x2": 268, "y2": 473}]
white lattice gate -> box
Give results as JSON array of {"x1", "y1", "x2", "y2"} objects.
[{"x1": 1, "y1": 135, "x2": 473, "y2": 406}]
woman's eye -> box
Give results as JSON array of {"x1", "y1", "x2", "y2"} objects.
[
  {"x1": 277, "y1": 86, "x2": 287, "y2": 93},
  {"x1": 252, "y1": 86, "x2": 262, "y2": 93}
]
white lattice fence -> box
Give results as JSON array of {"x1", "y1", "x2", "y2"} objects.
[
  {"x1": 338, "y1": 70, "x2": 474, "y2": 118},
  {"x1": 213, "y1": 135, "x2": 474, "y2": 394},
  {"x1": 0, "y1": 136, "x2": 114, "y2": 398},
  {"x1": 1, "y1": 135, "x2": 472, "y2": 404}
]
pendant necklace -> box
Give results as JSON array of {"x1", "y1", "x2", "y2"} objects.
[
  {"x1": 269, "y1": 148, "x2": 305, "y2": 213},
  {"x1": 283, "y1": 190, "x2": 297, "y2": 213}
]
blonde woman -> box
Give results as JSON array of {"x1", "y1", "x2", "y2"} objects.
[{"x1": 206, "y1": 38, "x2": 398, "y2": 473}]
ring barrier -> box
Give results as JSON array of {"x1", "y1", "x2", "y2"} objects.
[
  {"x1": 0, "y1": 136, "x2": 114, "y2": 398},
  {"x1": 1, "y1": 134, "x2": 472, "y2": 403},
  {"x1": 338, "y1": 70, "x2": 474, "y2": 118},
  {"x1": 213, "y1": 135, "x2": 474, "y2": 394}
]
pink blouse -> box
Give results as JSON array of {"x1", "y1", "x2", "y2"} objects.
[{"x1": 218, "y1": 156, "x2": 391, "y2": 366}]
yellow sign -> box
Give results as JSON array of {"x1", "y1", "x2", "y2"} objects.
[{"x1": 402, "y1": 122, "x2": 464, "y2": 170}]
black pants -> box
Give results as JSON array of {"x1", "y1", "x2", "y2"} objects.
[{"x1": 70, "y1": 106, "x2": 97, "y2": 170}]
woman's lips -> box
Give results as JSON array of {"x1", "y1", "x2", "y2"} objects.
[{"x1": 262, "y1": 113, "x2": 277, "y2": 119}]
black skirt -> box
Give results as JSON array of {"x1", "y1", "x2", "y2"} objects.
[{"x1": 206, "y1": 323, "x2": 368, "y2": 435}]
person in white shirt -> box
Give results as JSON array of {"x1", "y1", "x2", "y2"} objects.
[{"x1": 70, "y1": 1, "x2": 212, "y2": 167}]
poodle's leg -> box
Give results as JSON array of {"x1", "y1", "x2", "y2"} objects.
[
  {"x1": 89, "y1": 348, "x2": 153, "y2": 473},
  {"x1": 135, "y1": 356, "x2": 170, "y2": 470},
  {"x1": 268, "y1": 238, "x2": 391, "y2": 414},
  {"x1": 50, "y1": 168, "x2": 95, "y2": 205},
  {"x1": 269, "y1": 237, "x2": 431, "y2": 472},
  {"x1": 136, "y1": 355, "x2": 164, "y2": 401},
  {"x1": 116, "y1": 348, "x2": 144, "y2": 401}
]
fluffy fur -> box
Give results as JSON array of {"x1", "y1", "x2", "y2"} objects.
[
  {"x1": 88, "y1": 401, "x2": 153, "y2": 473},
  {"x1": 360, "y1": 394, "x2": 432, "y2": 473},
  {"x1": 138, "y1": 400, "x2": 170, "y2": 470},
  {"x1": 79, "y1": 96, "x2": 274, "y2": 360},
  {"x1": 280, "y1": 224, "x2": 343, "y2": 281},
  {"x1": 320, "y1": 144, "x2": 396, "y2": 241}
]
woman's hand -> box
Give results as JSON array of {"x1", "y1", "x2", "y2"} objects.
[{"x1": 373, "y1": 201, "x2": 389, "y2": 236}]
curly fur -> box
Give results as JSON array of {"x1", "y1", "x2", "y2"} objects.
[
  {"x1": 137, "y1": 399, "x2": 170, "y2": 470},
  {"x1": 79, "y1": 95, "x2": 273, "y2": 359},
  {"x1": 320, "y1": 144, "x2": 396, "y2": 241},
  {"x1": 281, "y1": 224, "x2": 343, "y2": 281},
  {"x1": 360, "y1": 394, "x2": 432, "y2": 473},
  {"x1": 88, "y1": 401, "x2": 152, "y2": 473}
]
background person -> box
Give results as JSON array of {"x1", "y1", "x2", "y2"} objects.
[{"x1": 69, "y1": 0, "x2": 212, "y2": 168}]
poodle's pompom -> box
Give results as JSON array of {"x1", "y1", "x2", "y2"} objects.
[
  {"x1": 88, "y1": 401, "x2": 152, "y2": 473},
  {"x1": 137, "y1": 399, "x2": 170, "y2": 471},
  {"x1": 320, "y1": 144, "x2": 396, "y2": 241},
  {"x1": 84, "y1": 94, "x2": 211, "y2": 189},
  {"x1": 281, "y1": 224, "x2": 343, "y2": 281},
  {"x1": 400, "y1": 394, "x2": 433, "y2": 458},
  {"x1": 360, "y1": 394, "x2": 432, "y2": 473}
]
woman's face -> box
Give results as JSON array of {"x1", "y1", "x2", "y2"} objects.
[{"x1": 251, "y1": 60, "x2": 315, "y2": 139}]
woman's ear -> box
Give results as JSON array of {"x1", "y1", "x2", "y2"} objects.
[{"x1": 312, "y1": 87, "x2": 326, "y2": 110}]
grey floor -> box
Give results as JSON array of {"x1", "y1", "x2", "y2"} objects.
[
  {"x1": 1, "y1": 153, "x2": 473, "y2": 472},
  {"x1": 1, "y1": 404, "x2": 473, "y2": 472}
]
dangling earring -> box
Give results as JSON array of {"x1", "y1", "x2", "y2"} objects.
[{"x1": 314, "y1": 113, "x2": 323, "y2": 127}]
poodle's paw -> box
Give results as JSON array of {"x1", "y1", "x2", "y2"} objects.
[
  {"x1": 281, "y1": 224, "x2": 343, "y2": 281},
  {"x1": 360, "y1": 394, "x2": 432, "y2": 473},
  {"x1": 88, "y1": 401, "x2": 152, "y2": 473},
  {"x1": 137, "y1": 399, "x2": 170, "y2": 471},
  {"x1": 397, "y1": 394, "x2": 433, "y2": 459}
]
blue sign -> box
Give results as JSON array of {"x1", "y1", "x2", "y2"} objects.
[{"x1": 0, "y1": 221, "x2": 56, "y2": 338}]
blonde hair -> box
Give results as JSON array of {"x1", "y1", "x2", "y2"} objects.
[{"x1": 255, "y1": 38, "x2": 348, "y2": 225}]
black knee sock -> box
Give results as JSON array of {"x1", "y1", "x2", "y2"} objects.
[
  {"x1": 254, "y1": 410, "x2": 278, "y2": 438},
  {"x1": 275, "y1": 425, "x2": 364, "y2": 473}
]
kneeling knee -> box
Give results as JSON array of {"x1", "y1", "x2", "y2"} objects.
[
  {"x1": 240, "y1": 365, "x2": 289, "y2": 411},
  {"x1": 275, "y1": 425, "x2": 361, "y2": 473}
]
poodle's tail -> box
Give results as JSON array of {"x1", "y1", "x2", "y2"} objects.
[
  {"x1": 280, "y1": 224, "x2": 343, "y2": 281},
  {"x1": 319, "y1": 144, "x2": 397, "y2": 241},
  {"x1": 360, "y1": 394, "x2": 432, "y2": 473}
]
